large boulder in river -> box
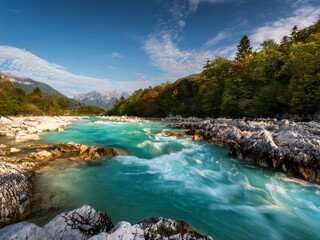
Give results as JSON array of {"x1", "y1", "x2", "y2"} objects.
[
  {"x1": 58, "y1": 142, "x2": 82, "y2": 153},
  {"x1": 44, "y1": 205, "x2": 114, "y2": 240},
  {"x1": 58, "y1": 142, "x2": 118, "y2": 160},
  {"x1": 81, "y1": 146, "x2": 118, "y2": 160}
]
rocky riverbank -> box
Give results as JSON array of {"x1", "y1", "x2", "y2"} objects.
[
  {"x1": 0, "y1": 205, "x2": 213, "y2": 240},
  {"x1": 166, "y1": 116, "x2": 320, "y2": 184},
  {"x1": 0, "y1": 116, "x2": 79, "y2": 143},
  {"x1": 0, "y1": 141, "x2": 119, "y2": 228}
]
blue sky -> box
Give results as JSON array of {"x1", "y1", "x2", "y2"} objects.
[{"x1": 0, "y1": 0, "x2": 319, "y2": 96}]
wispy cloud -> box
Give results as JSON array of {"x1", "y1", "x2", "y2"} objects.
[
  {"x1": 0, "y1": 46, "x2": 153, "y2": 96},
  {"x1": 144, "y1": 33, "x2": 216, "y2": 76},
  {"x1": 189, "y1": 0, "x2": 240, "y2": 11},
  {"x1": 206, "y1": 31, "x2": 228, "y2": 46},
  {"x1": 136, "y1": 72, "x2": 147, "y2": 79},
  {"x1": 111, "y1": 52, "x2": 122, "y2": 58},
  {"x1": 106, "y1": 65, "x2": 119, "y2": 70}
]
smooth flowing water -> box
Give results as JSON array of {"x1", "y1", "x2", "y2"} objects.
[{"x1": 36, "y1": 118, "x2": 320, "y2": 240}]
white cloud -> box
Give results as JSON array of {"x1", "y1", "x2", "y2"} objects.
[
  {"x1": 144, "y1": 33, "x2": 216, "y2": 76},
  {"x1": 250, "y1": 5, "x2": 320, "y2": 47},
  {"x1": 106, "y1": 65, "x2": 119, "y2": 70},
  {"x1": 111, "y1": 52, "x2": 121, "y2": 58},
  {"x1": 0, "y1": 46, "x2": 153, "y2": 96},
  {"x1": 189, "y1": 0, "x2": 238, "y2": 11},
  {"x1": 206, "y1": 31, "x2": 228, "y2": 46}
]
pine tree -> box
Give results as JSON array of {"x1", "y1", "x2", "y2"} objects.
[
  {"x1": 235, "y1": 35, "x2": 252, "y2": 61},
  {"x1": 290, "y1": 25, "x2": 298, "y2": 41}
]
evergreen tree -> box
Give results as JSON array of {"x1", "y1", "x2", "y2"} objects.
[
  {"x1": 290, "y1": 25, "x2": 298, "y2": 41},
  {"x1": 235, "y1": 35, "x2": 253, "y2": 61}
]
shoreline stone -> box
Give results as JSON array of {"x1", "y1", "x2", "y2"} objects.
[
  {"x1": 166, "y1": 116, "x2": 320, "y2": 184},
  {"x1": 0, "y1": 205, "x2": 213, "y2": 240},
  {"x1": 0, "y1": 116, "x2": 80, "y2": 143}
]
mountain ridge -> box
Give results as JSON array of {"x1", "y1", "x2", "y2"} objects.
[{"x1": 74, "y1": 90, "x2": 129, "y2": 110}]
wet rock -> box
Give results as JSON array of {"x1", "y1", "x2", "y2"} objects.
[
  {"x1": 58, "y1": 142, "x2": 82, "y2": 153},
  {"x1": 80, "y1": 145, "x2": 89, "y2": 154},
  {"x1": 26, "y1": 150, "x2": 57, "y2": 161},
  {"x1": 0, "y1": 221, "x2": 53, "y2": 240},
  {"x1": 44, "y1": 205, "x2": 114, "y2": 240},
  {"x1": 168, "y1": 132, "x2": 184, "y2": 137},
  {"x1": 80, "y1": 146, "x2": 118, "y2": 161},
  {"x1": 193, "y1": 135, "x2": 203, "y2": 141},
  {"x1": 25, "y1": 144, "x2": 57, "y2": 150},
  {"x1": 0, "y1": 162, "x2": 35, "y2": 227},
  {"x1": 58, "y1": 143, "x2": 118, "y2": 160}
]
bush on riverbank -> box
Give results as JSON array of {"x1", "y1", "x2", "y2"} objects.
[{"x1": 111, "y1": 19, "x2": 320, "y2": 118}]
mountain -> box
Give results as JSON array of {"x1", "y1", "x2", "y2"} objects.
[
  {"x1": 0, "y1": 72, "x2": 66, "y2": 97},
  {"x1": 74, "y1": 90, "x2": 130, "y2": 110},
  {"x1": 0, "y1": 72, "x2": 89, "y2": 110}
]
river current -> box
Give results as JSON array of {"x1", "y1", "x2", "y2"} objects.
[{"x1": 34, "y1": 117, "x2": 320, "y2": 240}]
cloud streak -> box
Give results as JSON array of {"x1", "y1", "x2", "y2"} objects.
[
  {"x1": 0, "y1": 46, "x2": 153, "y2": 96},
  {"x1": 206, "y1": 31, "x2": 228, "y2": 46}
]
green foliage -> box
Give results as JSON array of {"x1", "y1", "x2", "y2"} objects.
[
  {"x1": 0, "y1": 81, "x2": 27, "y2": 115},
  {"x1": 0, "y1": 80, "x2": 103, "y2": 116},
  {"x1": 110, "y1": 19, "x2": 320, "y2": 118}
]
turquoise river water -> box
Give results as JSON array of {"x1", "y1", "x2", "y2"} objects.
[{"x1": 36, "y1": 117, "x2": 320, "y2": 240}]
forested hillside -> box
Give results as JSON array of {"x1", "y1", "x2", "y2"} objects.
[
  {"x1": 0, "y1": 80, "x2": 106, "y2": 116},
  {"x1": 111, "y1": 20, "x2": 320, "y2": 118}
]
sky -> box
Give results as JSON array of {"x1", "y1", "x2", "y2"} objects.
[{"x1": 0, "y1": 0, "x2": 319, "y2": 97}]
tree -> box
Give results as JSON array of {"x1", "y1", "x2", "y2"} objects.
[
  {"x1": 290, "y1": 25, "x2": 298, "y2": 41},
  {"x1": 235, "y1": 35, "x2": 253, "y2": 61}
]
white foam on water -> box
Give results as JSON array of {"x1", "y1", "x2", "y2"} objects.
[{"x1": 195, "y1": 159, "x2": 203, "y2": 164}]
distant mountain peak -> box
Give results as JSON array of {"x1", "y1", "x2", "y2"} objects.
[{"x1": 74, "y1": 90, "x2": 129, "y2": 110}]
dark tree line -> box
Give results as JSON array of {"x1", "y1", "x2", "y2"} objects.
[{"x1": 111, "y1": 20, "x2": 320, "y2": 118}]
